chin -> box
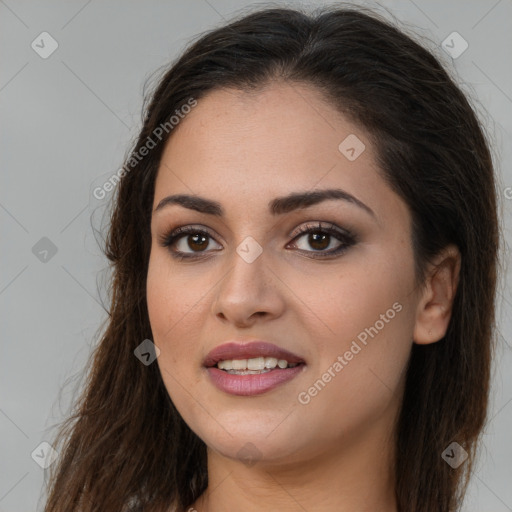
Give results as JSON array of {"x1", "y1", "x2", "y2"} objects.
[{"x1": 192, "y1": 412, "x2": 314, "y2": 466}]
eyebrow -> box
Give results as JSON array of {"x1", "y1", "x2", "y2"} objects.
[{"x1": 153, "y1": 188, "x2": 375, "y2": 218}]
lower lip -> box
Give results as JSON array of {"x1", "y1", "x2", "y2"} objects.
[{"x1": 206, "y1": 365, "x2": 305, "y2": 396}]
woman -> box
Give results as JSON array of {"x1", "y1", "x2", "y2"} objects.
[{"x1": 44, "y1": 5, "x2": 499, "y2": 512}]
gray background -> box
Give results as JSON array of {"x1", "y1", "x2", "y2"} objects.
[{"x1": 1, "y1": 1, "x2": 511, "y2": 510}]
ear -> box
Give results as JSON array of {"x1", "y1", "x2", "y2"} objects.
[{"x1": 413, "y1": 244, "x2": 461, "y2": 345}]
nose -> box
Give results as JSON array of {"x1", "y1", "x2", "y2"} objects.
[{"x1": 211, "y1": 244, "x2": 285, "y2": 328}]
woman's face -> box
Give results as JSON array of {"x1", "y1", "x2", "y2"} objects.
[{"x1": 147, "y1": 82, "x2": 421, "y2": 466}]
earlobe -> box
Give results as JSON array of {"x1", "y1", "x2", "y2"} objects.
[{"x1": 412, "y1": 244, "x2": 461, "y2": 345}]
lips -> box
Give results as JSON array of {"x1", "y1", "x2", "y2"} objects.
[
  {"x1": 203, "y1": 340, "x2": 305, "y2": 368},
  {"x1": 203, "y1": 340, "x2": 307, "y2": 396}
]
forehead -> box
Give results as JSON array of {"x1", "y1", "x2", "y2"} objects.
[
  {"x1": 156, "y1": 83, "x2": 375, "y2": 190},
  {"x1": 161, "y1": 82, "x2": 362, "y2": 163}
]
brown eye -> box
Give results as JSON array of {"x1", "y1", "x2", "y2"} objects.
[
  {"x1": 160, "y1": 226, "x2": 222, "y2": 259},
  {"x1": 303, "y1": 232, "x2": 332, "y2": 251},
  {"x1": 288, "y1": 222, "x2": 356, "y2": 258},
  {"x1": 183, "y1": 232, "x2": 209, "y2": 252}
]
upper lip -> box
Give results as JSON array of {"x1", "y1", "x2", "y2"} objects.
[{"x1": 203, "y1": 340, "x2": 306, "y2": 368}]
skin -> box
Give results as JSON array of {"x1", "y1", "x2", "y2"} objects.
[{"x1": 146, "y1": 81, "x2": 460, "y2": 512}]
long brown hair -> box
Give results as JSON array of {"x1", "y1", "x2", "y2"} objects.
[{"x1": 43, "y1": 5, "x2": 499, "y2": 511}]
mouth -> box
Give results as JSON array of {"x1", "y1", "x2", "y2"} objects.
[{"x1": 203, "y1": 341, "x2": 306, "y2": 396}]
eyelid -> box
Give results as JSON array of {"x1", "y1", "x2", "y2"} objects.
[{"x1": 289, "y1": 220, "x2": 356, "y2": 240}]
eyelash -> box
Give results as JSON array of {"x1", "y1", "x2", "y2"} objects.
[{"x1": 158, "y1": 222, "x2": 357, "y2": 261}]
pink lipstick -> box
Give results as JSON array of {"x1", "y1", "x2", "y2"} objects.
[{"x1": 204, "y1": 340, "x2": 306, "y2": 396}]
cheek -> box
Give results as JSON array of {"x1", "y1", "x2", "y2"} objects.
[
  {"x1": 146, "y1": 251, "x2": 210, "y2": 395},
  {"x1": 146, "y1": 253, "x2": 189, "y2": 364},
  {"x1": 295, "y1": 302, "x2": 413, "y2": 447},
  {"x1": 146, "y1": 251, "x2": 204, "y2": 337},
  {"x1": 298, "y1": 252, "x2": 415, "y2": 416},
  {"x1": 303, "y1": 247, "x2": 414, "y2": 349}
]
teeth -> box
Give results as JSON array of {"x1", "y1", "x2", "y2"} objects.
[
  {"x1": 231, "y1": 359, "x2": 247, "y2": 370},
  {"x1": 264, "y1": 357, "x2": 278, "y2": 369},
  {"x1": 219, "y1": 360, "x2": 233, "y2": 370},
  {"x1": 217, "y1": 357, "x2": 300, "y2": 371},
  {"x1": 247, "y1": 357, "x2": 265, "y2": 370}
]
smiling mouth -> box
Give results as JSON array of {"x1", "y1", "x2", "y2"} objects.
[{"x1": 203, "y1": 341, "x2": 306, "y2": 395}]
